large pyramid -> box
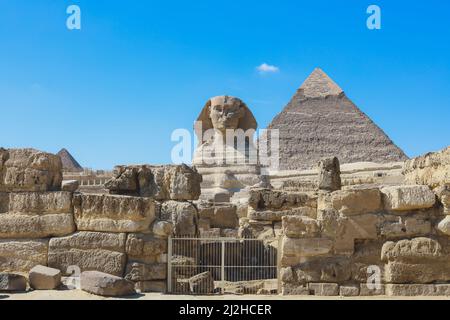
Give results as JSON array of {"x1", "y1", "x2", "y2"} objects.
[
  {"x1": 57, "y1": 148, "x2": 83, "y2": 172},
  {"x1": 267, "y1": 68, "x2": 408, "y2": 170}
]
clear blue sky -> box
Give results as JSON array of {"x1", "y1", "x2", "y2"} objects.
[{"x1": 1, "y1": 0, "x2": 449, "y2": 169}]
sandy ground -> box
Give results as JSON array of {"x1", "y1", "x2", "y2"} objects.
[{"x1": 1, "y1": 290, "x2": 449, "y2": 300}]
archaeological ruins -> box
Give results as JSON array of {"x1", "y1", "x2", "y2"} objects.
[{"x1": 1, "y1": 69, "x2": 449, "y2": 298}]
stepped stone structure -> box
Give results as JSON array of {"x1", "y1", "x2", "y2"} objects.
[{"x1": 267, "y1": 68, "x2": 408, "y2": 170}]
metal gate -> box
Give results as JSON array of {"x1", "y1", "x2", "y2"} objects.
[{"x1": 167, "y1": 236, "x2": 280, "y2": 295}]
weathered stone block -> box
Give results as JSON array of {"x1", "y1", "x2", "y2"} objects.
[
  {"x1": 381, "y1": 237, "x2": 443, "y2": 262},
  {"x1": 0, "y1": 148, "x2": 62, "y2": 192},
  {"x1": 105, "y1": 164, "x2": 202, "y2": 200},
  {"x1": 248, "y1": 207, "x2": 317, "y2": 222},
  {"x1": 48, "y1": 232, "x2": 126, "y2": 276},
  {"x1": 8, "y1": 191, "x2": 72, "y2": 213},
  {"x1": 403, "y1": 146, "x2": 450, "y2": 189},
  {"x1": 124, "y1": 262, "x2": 166, "y2": 281},
  {"x1": 0, "y1": 273, "x2": 27, "y2": 292},
  {"x1": 359, "y1": 283, "x2": 385, "y2": 296},
  {"x1": 318, "y1": 157, "x2": 341, "y2": 191},
  {"x1": 152, "y1": 220, "x2": 174, "y2": 238},
  {"x1": 437, "y1": 216, "x2": 450, "y2": 236},
  {"x1": 381, "y1": 185, "x2": 436, "y2": 211},
  {"x1": 197, "y1": 202, "x2": 238, "y2": 229},
  {"x1": 281, "y1": 283, "x2": 309, "y2": 295},
  {"x1": 282, "y1": 216, "x2": 320, "y2": 238},
  {"x1": 61, "y1": 180, "x2": 79, "y2": 192},
  {"x1": 0, "y1": 239, "x2": 48, "y2": 273},
  {"x1": 160, "y1": 201, "x2": 197, "y2": 236},
  {"x1": 381, "y1": 238, "x2": 450, "y2": 284},
  {"x1": 384, "y1": 261, "x2": 450, "y2": 284},
  {"x1": 126, "y1": 233, "x2": 167, "y2": 264},
  {"x1": 0, "y1": 213, "x2": 75, "y2": 239},
  {"x1": 248, "y1": 189, "x2": 317, "y2": 211},
  {"x1": 331, "y1": 188, "x2": 382, "y2": 215},
  {"x1": 308, "y1": 283, "x2": 339, "y2": 296},
  {"x1": 385, "y1": 284, "x2": 450, "y2": 297},
  {"x1": 80, "y1": 271, "x2": 135, "y2": 297},
  {"x1": 29, "y1": 265, "x2": 61, "y2": 290},
  {"x1": 281, "y1": 237, "x2": 333, "y2": 266},
  {"x1": 340, "y1": 285, "x2": 359, "y2": 297},
  {"x1": 73, "y1": 194, "x2": 155, "y2": 233},
  {"x1": 379, "y1": 215, "x2": 431, "y2": 239}
]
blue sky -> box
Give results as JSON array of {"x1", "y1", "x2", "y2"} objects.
[{"x1": 1, "y1": 0, "x2": 449, "y2": 169}]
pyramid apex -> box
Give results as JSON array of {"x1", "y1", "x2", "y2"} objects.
[{"x1": 299, "y1": 68, "x2": 343, "y2": 98}]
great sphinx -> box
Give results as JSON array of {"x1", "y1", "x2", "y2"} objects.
[{"x1": 193, "y1": 95, "x2": 266, "y2": 202}]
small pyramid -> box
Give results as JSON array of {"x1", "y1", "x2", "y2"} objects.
[
  {"x1": 267, "y1": 68, "x2": 408, "y2": 170},
  {"x1": 57, "y1": 148, "x2": 83, "y2": 172}
]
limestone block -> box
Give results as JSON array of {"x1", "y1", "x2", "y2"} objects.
[
  {"x1": 385, "y1": 284, "x2": 450, "y2": 297},
  {"x1": 189, "y1": 271, "x2": 215, "y2": 294},
  {"x1": 80, "y1": 271, "x2": 135, "y2": 297},
  {"x1": 281, "y1": 237, "x2": 333, "y2": 266},
  {"x1": 7, "y1": 191, "x2": 72, "y2": 213},
  {"x1": 29, "y1": 265, "x2": 61, "y2": 290},
  {"x1": 73, "y1": 194, "x2": 155, "y2": 233},
  {"x1": 124, "y1": 262, "x2": 166, "y2": 282},
  {"x1": 48, "y1": 232, "x2": 126, "y2": 276},
  {"x1": 403, "y1": 146, "x2": 450, "y2": 188},
  {"x1": 0, "y1": 148, "x2": 62, "y2": 192},
  {"x1": 0, "y1": 273, "x2": 27, "y2": 292},
  {"x1": 340, "y1": 285, "x2": 359, "y2": 297},
  {"x1": 286, "y1": 257, "x2": 352, "y2": 284},
  {"x1": 381, "y1": 237, "x2": 443, "y2": 262},
  {"x1": 0, "y1": 213, "x2": 75, "y2": 239},
  {"x1": 61, "y1": 180, "x2": 79, "y2": 192},
  {"x1": 318, "y1": 157, "x2": 341, "y2": 191},
  {"x1": 308, "y1": 283, "x2": 339, "y2": 296},
  {"x1": 282, "y1": 216, "x2": 320, "y2": 238},
  {"x1": 248, "y1": 207, "x2": 317, "y2": 222},
  {"x1": 381, "y1": 185, "x2": 435, "y2": 211},
  {"x1": 384, "y1": 261, "x2": 450, "y2": 284},
  {"x1": 152, "y1": 220, "x2": 174, "y2": 238},
  {"x1": 381, "y1": 238, "x2": 450, "y2": 284},
  {"x1": 197, "y1": 202, "x2": 238, "y2": 229},
  {"x1": 320, "y1": 210, "x2": 377, "y2": 255},
  {"x1": 379, "y1": 215, "x2": 431, "y2": 239},
  {"x1": 105, "y1": 164, "x2": 202, "y2": 201},
  {"x1": 248, "y1": 189, "x2": 317, "y2": 211},
  {"x1": 160, "y1": 201, "x2": 197, "y2": 236},
  {"x1": 0, "y1": 239, "x2": 48, "y2": 273},
  {"x1": 0, "y1": 191, "x2": 75, "y2": 239},
  {"x1": 437, "y1": 216, "x2": 450, "y2": 236},
  {"x1": 281, "y1": 283, "x2": 310, "y2": 295},
  {"x1": 126, "y1": 234, "x2": 167, "y2": 264},
  {"x1": 359, "y1": 283, "x2": 385, "y2": 296},
  {"x1": 331, "y1": 188, "x2": 382, "y2": 215}
]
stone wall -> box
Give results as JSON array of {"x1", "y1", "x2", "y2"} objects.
[
  {"x1": 0, "y1": 149, "x2": 202, "y2": 294},
  {"x1": 278, "y1": 146, "x2": 450, "y2": 297}
]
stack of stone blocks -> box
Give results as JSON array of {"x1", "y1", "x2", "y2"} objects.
[
  {"x1": 279, "y1": 149, "x2": 450, "y2": 296},
  {"x1": 0, "y1": 148, "x2": 203, "y2": 295}
]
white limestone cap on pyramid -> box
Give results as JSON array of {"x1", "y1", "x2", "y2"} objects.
[{"x1": 299, "y1": 68, "x2": 344, "y2": 98}]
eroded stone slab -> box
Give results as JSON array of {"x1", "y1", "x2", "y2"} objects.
[{"x1": 381, "y1": 185, "x2": 435, "y2": 211}]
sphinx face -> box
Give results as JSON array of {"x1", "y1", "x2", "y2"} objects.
[{"x1": 209, "y1": 96, "x2": 245, "y2": 133}]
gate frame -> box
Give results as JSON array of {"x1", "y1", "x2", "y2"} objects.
[{"x1": 167, "y1": 236, "x2": 281, "y2": 294}]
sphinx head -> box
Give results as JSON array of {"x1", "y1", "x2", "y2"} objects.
[{"x1": 195, "y1": 95, "x2": 257, "y2": 142}]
